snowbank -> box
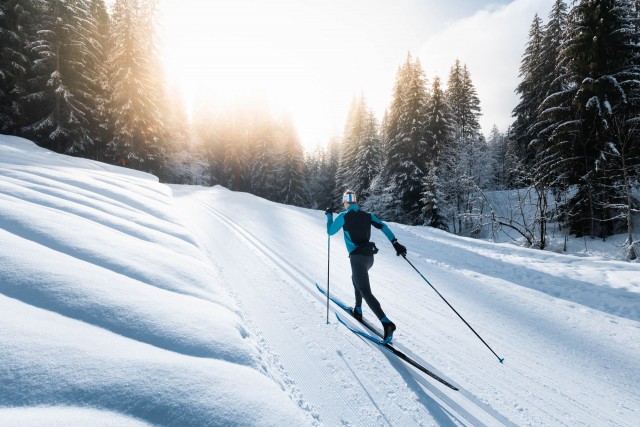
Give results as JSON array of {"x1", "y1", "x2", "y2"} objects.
[{"x1": 0, "y1": 136, "x2": 310, "y2": 426}]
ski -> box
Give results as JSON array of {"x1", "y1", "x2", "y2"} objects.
[
  {"x1": 335, "y1": 314, "x2": 459, "y2": 391},
  {"x1": 317, "y1": 283, "x2": 458, "y2": 391},
  {"x1": 316, "y1": 283, "x2": 383, "y2": 338}
]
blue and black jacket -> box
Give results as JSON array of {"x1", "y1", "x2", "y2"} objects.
[{"x1": 326, "y1": 204, "x2": 396, "y2": 255}]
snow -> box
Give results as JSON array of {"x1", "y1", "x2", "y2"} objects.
[
  {"x1": 0, "y1": 407, "x2": 153, "y2": 427},
  {"x1": 0, "y1": 136, "x2": 310, "y2": 426},
  {"x1": 2, "y1": 134, "x2": 640, "y2": 426}
]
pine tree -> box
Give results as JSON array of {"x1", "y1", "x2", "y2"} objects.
[
  {"x1": 336, "y1": 97, "x2": 363, "y2": 192},
  {"x1": 420, "y1": 162, "x2": 449, "y2": 230},
  {"x1": 84, "y1": 0, "x2": 112, "y2": 161},
  {"x1": 337, "y1": 96, "x2": 382, "y2": 202},
  {"x1": 420, "y1": 75, "x2": 456, "y2": 228},
  {"x1": 512, "y1": 14, "x2": 545, "y2": 165},
  {"x1": 248, "y1": 111, "x2": 279, "y2": 200},
  {"x1": 381, "y1": 53, "x2": 432, "y2": 224},
  {"x1": 488, "y1": 125, "x2": 519, "y2": 190},
  {"x1": 192, "y1": 100, "x2": 224, "y2": 185},
  {"x1": 108, "y1": 0, "x2": 166, "y2": 172},
  {"x1": 532, "y1": 0, "x2": 568, "y2": 145},
  {"x1": 222, "y1": 111, "x2": 247, "y2": 191},
  {"x1": 0, "y1": 0, "x2": 40, "y2": 135},
  {"x1": 322, "y1": 138, "x2": 342, "y2": 210},
  {"x1": 450, "y1": 62, "x2": 486, "y2": 187},
  {"x1": 548, "y1": 0, "x2": 640, "y2": 238},
  {"x1": 137, "y1": 0, "x2": 167, "y2": 173},
  {"x1": 161, "y1": 86, "x2": 196, "y2": 183},
  {"x1": 511, "y1": 1, "x2": 568, "y2": 248},
  {"x1": 22, "y1": 0, "x2": 96, "y2": 153},
  {"x1": 277, "y1": 120, "x2": 307, "y2": 206},
  {"x1": 352, "y1": 107, "x2": 382, "y2": 201},
  {"x1": 447, "y1": 60, "x2": 482, "y2": 145},
  {"x1": 529, "y1": 0, "x2": 569, "y2": 195},
  {"x1": 425, "y1": 76, "x2": 455, "y2": 162},
  {"x1": 444, "y1": 60, "x2": 485, "y2": 234},
  {"x1": 303, "y1": 147, "x2": 324, "y2": 209}
]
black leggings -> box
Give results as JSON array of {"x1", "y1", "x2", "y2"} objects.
[{"x1": 350, "y1": 254, "x2": 386, "y2": 320}]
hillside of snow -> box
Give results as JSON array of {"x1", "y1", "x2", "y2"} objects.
[
  {"x1": 2, "y1": 135, "x2": 640, "y2": 426},
  {"x1": 0, "y1": 136, "x2": 310, "y2": 426}
]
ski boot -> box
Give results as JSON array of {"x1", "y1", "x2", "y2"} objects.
[{"x1": 381, "y1": 318, "x2": 396, "y2": 344}]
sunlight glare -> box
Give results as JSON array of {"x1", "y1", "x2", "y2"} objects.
[{"x1": 159, "y1": 0, "x2": 383, "y2": 148}]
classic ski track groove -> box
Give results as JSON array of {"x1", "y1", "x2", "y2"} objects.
[{"x1": 186, "y1": 193, "x2": 515, "y2": 426}]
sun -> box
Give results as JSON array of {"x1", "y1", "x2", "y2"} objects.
[{"x1": 157, "y1": 0, "x2": 382, "y2": 149}]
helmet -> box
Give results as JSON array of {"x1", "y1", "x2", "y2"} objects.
[{"x1": 342, "y1": 190, "x2": 357, "y2": 204}]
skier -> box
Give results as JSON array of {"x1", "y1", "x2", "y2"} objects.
[{"x1": 326, "y1": 190, "x2": 407, "y2": 343}]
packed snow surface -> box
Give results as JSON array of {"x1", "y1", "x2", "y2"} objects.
[{"x1": 2, "y1": 135, "x2": 639, "y2": 426}]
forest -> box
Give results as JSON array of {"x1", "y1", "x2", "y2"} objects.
[{"x1": 1, "y1": 0, "x2": 639, "y2": 249}]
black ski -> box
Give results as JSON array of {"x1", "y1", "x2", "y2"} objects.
[
  {"x1": 317, "y1": 283, "x2": 459, "y2": 391},
  {"x1": 316, "y1": 283, "x2": 383, "y2": 336}
]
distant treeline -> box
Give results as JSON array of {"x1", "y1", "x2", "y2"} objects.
[{"x1": 2, "y1": 0, "x2": 638, "y2": 246}]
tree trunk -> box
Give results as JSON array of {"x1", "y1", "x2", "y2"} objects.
[{"x1": 621, "y1": 150, "x2": 635, "y2": 245}]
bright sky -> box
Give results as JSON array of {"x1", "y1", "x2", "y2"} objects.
[{"x1": 158, "y1": 0, "x2": 555, "y2": 149}]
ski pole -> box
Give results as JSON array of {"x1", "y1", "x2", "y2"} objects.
[
  {"x1": 326, "y1": 234, "x2": 330, "y2": 324},
  {"x1": 402, "y1": 254, "x2": 505, "y2": 364}
]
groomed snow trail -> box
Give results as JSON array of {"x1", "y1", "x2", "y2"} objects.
[{"x1": 173, "y1": 185, "x2": 640, "y2": 427}]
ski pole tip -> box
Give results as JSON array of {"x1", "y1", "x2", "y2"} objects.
[{"x1": 499, "y1": 357, "x2": 505, "y2": 364}]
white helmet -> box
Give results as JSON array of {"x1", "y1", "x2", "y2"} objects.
[{"x1": 342, "y1": 190, "x2": 357, "y2": 204}]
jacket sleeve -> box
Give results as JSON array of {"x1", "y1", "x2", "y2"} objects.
[
  {"x1": 371, "y1": 213, "x2": 396, "y2": 241},
  {"x1": 327, "y1": 212, "x2": 345, "y2": 235}
]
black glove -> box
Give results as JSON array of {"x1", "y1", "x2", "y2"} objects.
[
  {"x1": 325, "y1": 207, "x2": 333, "y2": 215},
  {"x1": 392, "y1": 239, "x2": 407, "y2": 257}
]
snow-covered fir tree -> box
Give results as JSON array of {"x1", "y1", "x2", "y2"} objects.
[
  {"x1": 247, "y1": 111, "x2": 280, "y2": 200},
  {"x1": 449, "y1": 62, "x2": 487, "y2": 188},
  {"x1": 83, "y1": 0, "x2": 112, "y2": 161},
  {"x1": 379, "y1": 53, "x2": 432, "y2": 224},
  {"x1": 0, "y1": 0, "x2": 40, "y2": 135},
  {"x1": 419, "y1": 75, "x2": 456, "y2": 227},
  {"x1": 161, "y1": 86, "x2": 201, "y2": 184},
  {"x1": 531, "y1": 0, "x2": 568, "y2": 149},
  {"x1": 305, "y1": 138, "x2": 341, "y2": 210},
  {"x1": 108, "y1": 0, "x2": 166, "y2": 173},
  {"x1": 352, "y1": 107, "x2": 382, "y2": 202},
  {"x1": 192, "y1": 100, "x2": 224, "y2": 186},
  {"x1": 511, "y1": 1, "x2": 568, "y2": 249},
  {"x1": 276, "y1": 120, "x2": 307, "y2": 207},
  {"x1": 512, "y1": 14, "x2": 545, "y2": 166},
  {"x1": 444, "y1": 60, "x2": 486, "y2": 235},
  {"x1": 21, "y1": 0, "x2": 99, "y2": 154},
  {"x1": 420, "y1": 162, "x2": 449, "y2": 230},
  {"x1": 337, "y1": 96, "x2": 382, "y2": 202},
  {"x1": 303, "y1": 147, "x2": 323, "y2": 208},
  {"x1": 336, "y1": 97, "x2": 362, "y2": 192},
  {"x1": 487, "y1": 125, "x2": 519, "y2": 190},
  {"x1": 425, "y1": 75, "x2": 455, "y2": 162},
  {"x1": 222, "y1": 112, "x2": 247, "y2": 192},
  {"x1": 546, "y1": 0, "x2": 640, "y2": 238},
  {"x1": 446, "y1": 60, "x2": 482, "y2": 145}
]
